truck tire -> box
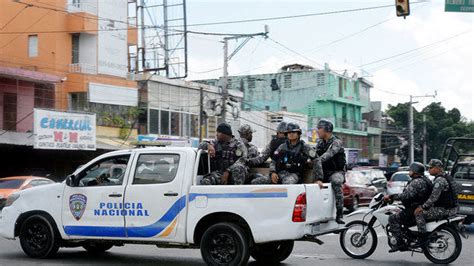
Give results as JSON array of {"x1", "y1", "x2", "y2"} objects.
[
  {"x1": 200, "y1": 222, "x2": 250, "y2": 266},
  {"x1": 250, "y1": 240, "x2": 294, "y2": 264},
  {"x1": 19, "y1": 215, "x2": 60, "y2": 258},
  {"x1": 82, "y1": 243, "x2": 114, "y2": 254}
]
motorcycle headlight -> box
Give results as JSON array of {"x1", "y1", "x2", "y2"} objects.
[{"x1": 4, "y1": 193, "x2": 20, "y2": 208}]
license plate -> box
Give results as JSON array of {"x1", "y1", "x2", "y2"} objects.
[{"x1": 458, "y1": 194, "x2": 474, "y2": 200}]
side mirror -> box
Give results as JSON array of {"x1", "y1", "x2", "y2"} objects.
[{"x1": 65, "y1": 174, "x2": 75, "y2": 187}]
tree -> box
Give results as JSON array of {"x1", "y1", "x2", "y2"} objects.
[{"x1": 385, "y1": 102, "x2": 474, "y2": 164}]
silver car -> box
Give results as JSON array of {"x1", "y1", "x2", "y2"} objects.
[{"x1": 387, "y1": 171, "x2": 411, "y2": 195}]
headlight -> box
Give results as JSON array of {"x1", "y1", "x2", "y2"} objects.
[{"x1": 4, "y1": 193, "x2": 20, "y2": 208}]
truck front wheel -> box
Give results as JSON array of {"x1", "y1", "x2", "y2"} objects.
[
  {"x1": 19, "y1": 215, "x2": 60, "y2": 258},
  {"x1": 200, "y1": 222, "x2": 250, "y2": 266},
  {"x1": 250, "y1": 240, "x2": 294, "y2": 264}
]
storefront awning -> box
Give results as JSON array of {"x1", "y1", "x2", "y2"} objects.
[{"x1": 0, "y1": 66, "x2": 63, "y2": 84}]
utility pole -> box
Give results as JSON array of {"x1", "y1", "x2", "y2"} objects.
[
  {"x1": 408, "y1": 91, "x2": 437, "y2": 165},
  {"x1": 199, "y1": 87, "x2": 204, "y2": 142},
  {"x1": 219, "y1": 26, "x2": 269, "y2": 123},
  {"x1": 423, "y1": 113, "x2": 427, "y2": 165}
]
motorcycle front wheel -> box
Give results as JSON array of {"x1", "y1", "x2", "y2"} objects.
[
  {"x1": 423, "y1": 225, "x2": 462, "y2": 264},
  {"x1": 339, "y1": 220, "x2": 378, "y2": 259}
]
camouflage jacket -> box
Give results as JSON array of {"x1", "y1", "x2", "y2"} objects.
[
  {"x1": 316, "y1": 135, "x2": 346, "y2": 177},
  {"x1": 270, "y1": 139, "x2": 317, "y2": 173},
  {"x1": 392, "y1": 175, "x2": 432, "y2": 208},
  {"x1": 241, "y1": 138, "x2": 259, "y2": 158},
  {"x1": 247, "y1": 137, "x2": 286, "y2": 167},
  {"x1": 199, "y1": 138, "x2": 248, "y2": 172}
]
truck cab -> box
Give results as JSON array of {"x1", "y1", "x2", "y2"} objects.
[{"x1": 0, "y1": 146, "x2": 340, "y2": 265}]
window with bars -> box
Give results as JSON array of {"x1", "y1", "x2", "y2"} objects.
[
  {"x1": 284, "y1": 74, "x2": 292, "y2": 88},
  {"x1": 248, "y1": 78, "x2": 256, "y2": 89},
  {"x1": 316, "y1": 73, "x2": 325, "y2": 87},
  {"x1": 34, "y1": 84, "x2": 54, "y2": 108}
]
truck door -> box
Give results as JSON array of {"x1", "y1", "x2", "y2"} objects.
[
  {"x1": 62, "y1": 153, "x2": 132, "y2": 239},
  {"x1": 124, "y1": 151, "x2": 187, "y2": 241}
]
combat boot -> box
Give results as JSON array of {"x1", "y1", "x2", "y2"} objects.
[{"x1": 336, "y1": 210, "x2": 345, "y2": 224}]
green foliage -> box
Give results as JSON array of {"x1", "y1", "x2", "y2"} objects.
[{"x1": 386, "y1": 102, "x2": 473, "y2": 164}]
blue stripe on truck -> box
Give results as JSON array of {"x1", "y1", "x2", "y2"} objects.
[{"x1": 64, "y1": 192, "x2": 288, "y2": 238}]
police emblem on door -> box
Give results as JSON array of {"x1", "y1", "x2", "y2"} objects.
[{"x1": 69, "y1": 194, "x2": 87, "y2": 221}]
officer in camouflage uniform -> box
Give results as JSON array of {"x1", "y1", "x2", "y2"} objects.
[
  {"x1": 238, "y1": 124, "x2": 259, "y2": 158},
  {"x1": 414, "y1": 159, "x2": 459, "y2": 235},
  {"x1": 313, "y1": 119, "x2": 346, "y2": 224},
  {"x1": 247, "y1": 122, "x2": 288, "y2": 184},
  {"x1": 269, "y1": 123, "x2": 318, "y2": 184},
  {"x1": 199, "y1": 123, "x2": 248, "y2": 185},
  {"x1": 385, "y1": 162, "x2": 433, "y2": 252}
]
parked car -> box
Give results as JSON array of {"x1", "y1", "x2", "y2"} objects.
[
  {"x1": 0, "y1": 176, "x2": 54, "y2": 210},
  {"x1": 387, "y1": 171, "x2": 411, "y2": 195},
  {"x1": 343, "y1": 171, "x2": 378, "y2": 212},
  {"x1": 359, "y1": 169, "x2": 387, "y2": 193}
]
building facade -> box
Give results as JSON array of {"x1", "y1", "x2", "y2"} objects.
[
  {"x1": 196, "y1": 63, "x2": 382, "y2": 162},
  {"x1": 0, "y1": 0, "x2": 138, "y2": 177}
]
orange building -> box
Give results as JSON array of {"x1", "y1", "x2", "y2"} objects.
[{"x1": 0, "y1": 0, "x2": 139, "y2": 177}]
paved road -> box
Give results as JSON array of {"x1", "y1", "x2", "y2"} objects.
[{"x1": 1, "y1": 215, "x2": 473, "y2": 265}]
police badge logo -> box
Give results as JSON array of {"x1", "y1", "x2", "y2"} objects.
[{"x1": 69, "y1": 194, "x2": 87, "y2": 221}]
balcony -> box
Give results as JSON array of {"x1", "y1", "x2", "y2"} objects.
[
  {"x1": 69, "y1": 63, "x2": 97, "y2": 75},
  {"x1": 335, "y1": 118, "x2": 367, "y2": 132}
]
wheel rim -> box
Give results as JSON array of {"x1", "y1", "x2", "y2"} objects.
[
  {"x1": 24, "y1": 222, "x2": 50, "y2": 251},
  {"x1": 425, "y1": 229, "x2": 457, "y2": 261},
  {"x1": 209, "y1": 233, "x2": 237, "y2": 264},
  {"x1": 342, "y1": 224, "x2": 374, "y2": 256}
]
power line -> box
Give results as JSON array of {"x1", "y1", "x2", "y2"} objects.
[
  {"x1": 268, "y1": 37, "x2": 324, "y2": 67},
  {"x1": 358, "y1": 30, "x2": 472, "y2": 68},
  {"x1": 0, "y1": 10, "x2": 51, "y2": 49},
  {"x1": 0, "y1": 5, "x2": 29, "y2": 30},
  {"x1": 179, "y1": 2, "x2": 427, "y2": 28}
]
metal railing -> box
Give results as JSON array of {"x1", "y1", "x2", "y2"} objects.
[{"x1": 69, "y1": 63, "x2": 97, "y2": 75}]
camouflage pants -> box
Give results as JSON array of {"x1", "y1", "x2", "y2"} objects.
[
  {"x1": 249, "y1": 173, "x2": 271, "y2": 184},
  {"x1": 251, "y1": 171, "x2": 300, "y2": 184},
  {"x1": 415, "y1": 207, "x2": 457, "y2": 234},
  {"x1": 388, "y1": 207, "x2": 416, "y2": 245},
  {"x1": 328, "y1": 172, "x2": 345, "y2": 216},
  {"x1": 200, "y1": 164, "x2": 248, "y2": 185}
]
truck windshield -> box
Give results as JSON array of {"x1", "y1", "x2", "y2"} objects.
[
  {"x1": 453, "y1": 163, "x2": 474, "y2": 180},
  {"x1": 0, "y1": 179, "x2": 25, "y2": 189}
]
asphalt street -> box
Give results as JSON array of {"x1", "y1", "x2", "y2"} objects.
[{"x1": 0, "y1": 214, "x2": 473, "y2": 265}]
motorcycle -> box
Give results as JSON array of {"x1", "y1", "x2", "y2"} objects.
[{"x1": 339, "y1": 193, "x2": 468, "y2": 264}]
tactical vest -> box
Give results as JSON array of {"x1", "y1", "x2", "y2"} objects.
[
  {"x1": 316, "y1": 136, "x2": 346, "y2": 173},
  {"x1": 434, "y1": 174, "x2": 459, "y2": 209},
  {"x1": 402, "y1": 176, "x2": 433, "y2": 208},
  {"x1": 270, "y1": 137, "x2": 287, "y2": 161},
  {"x1": 212, "y1": 140, "x2": 241, "y2": 172},
  {"x1": 275, "y1": 140, "x2": 308, "y2": 174}
]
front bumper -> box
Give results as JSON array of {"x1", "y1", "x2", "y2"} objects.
[{"x1": 0, "y1": 207, "x2": 20, "y2": 239}]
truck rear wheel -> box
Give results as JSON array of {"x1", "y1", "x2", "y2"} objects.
[
  {"x1": 19, "y1": 215, "x2": 60, "y2": 258},
  {"x1": 251, "y1": 240, "x2": 294, "y2": 264},
  {"x1": 200, "y1": 222, "x2": 250, "y2": 266}
]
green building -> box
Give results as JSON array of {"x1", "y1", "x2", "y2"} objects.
[{"x1": 196, "y1": 63, "x2": 382, "y2": 161}]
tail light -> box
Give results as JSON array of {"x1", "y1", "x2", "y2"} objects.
[
  {"x1": 342, "y1": 184, "x2": 350, "y2": 195},
  {"x1": 292, "y1": 192, "x2": 306, "y2": 222}
]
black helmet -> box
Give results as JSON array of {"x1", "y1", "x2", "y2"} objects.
[
  {"x1": 317, "y1": 119, "x2": 334, "y2": 133},
  {"x1": 276, "y1": 121, "x2": 287, "y2": 133},
  {"x1": 409, "y1": 162, "x2": 425, "y2": 175},
  {"x1": 286, "y1": 122, "x2": 302, "y2": 134}
]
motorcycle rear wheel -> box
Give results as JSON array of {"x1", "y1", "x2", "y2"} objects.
[
  {"x1": 423, "y1": 225, "x2": 462, "y2": 264},
  {"x1": 339, "y1": 220, "x2": 377, "y2": 259}
]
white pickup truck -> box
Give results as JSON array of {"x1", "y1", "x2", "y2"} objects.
[{"x1": 0, "y1": 147, "x2": 341, "y2": 265}]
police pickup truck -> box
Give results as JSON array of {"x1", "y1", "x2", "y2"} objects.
[
  {"x1": 0, "y1": 147, "x2": 341, "y2": 265},
  {"x1": 442, "y1": 138, "x2": 474, "y2": 224}
]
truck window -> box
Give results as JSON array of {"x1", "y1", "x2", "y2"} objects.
[
  {"x1": 133, "y1": 154, "x2": 180, "y2": 184},
  {"x1": 76, "y1": 155, "x2": 130, "y2": 187}
]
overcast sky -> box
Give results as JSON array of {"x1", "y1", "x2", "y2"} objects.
[{"x1": 182, "y1": 0, "x2": 473, "y2": 120}]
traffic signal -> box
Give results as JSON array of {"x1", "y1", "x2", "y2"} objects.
[{"x1": 395, "y1": 0, "x2": 410, "y2": 17}]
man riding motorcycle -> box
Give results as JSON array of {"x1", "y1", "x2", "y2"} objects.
[{"x1": 384, "y1": 162, "x2": 433, "y2": 252}]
